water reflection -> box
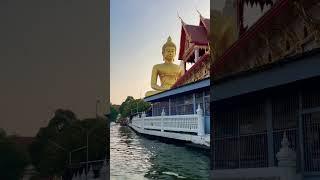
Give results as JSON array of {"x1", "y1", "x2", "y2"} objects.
[{"x1": 110, "y1": 124, "x2": 210, "y2": 180}]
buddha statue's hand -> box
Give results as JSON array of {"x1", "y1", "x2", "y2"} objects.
[{"x1": 151, "y1": 84, "x2": 170, "y2": 91}]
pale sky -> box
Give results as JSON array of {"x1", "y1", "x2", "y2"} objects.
[
  {"x1": 0, "y1": 0, "x2": 107, "y2": 136},
  {"x1": 110, "y1": 0, "x2": 210, "y2": 105}
]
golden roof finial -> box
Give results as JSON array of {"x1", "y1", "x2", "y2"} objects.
[
  {"x1": 196, "y1": 9, "x2": 203, "y2": 19},
  {"x1": 177, "y1": 11, "x2": 185, "y2": 25}
]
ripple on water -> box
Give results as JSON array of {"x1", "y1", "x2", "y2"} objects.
[{"x1": 110, "y1": 125, "x2": 209, "y2": 180}]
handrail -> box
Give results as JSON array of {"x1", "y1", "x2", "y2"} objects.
[{"x1": 131, "y1": 105, "x2": 205, "y2": 136}]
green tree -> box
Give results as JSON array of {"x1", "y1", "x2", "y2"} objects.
[
  {"x1": 29, "y1": 109, "x2": 106, "y2": 177},
  {"x1": 119, "y1": 96, "x2": 151, "y2": 117},
  {"x1": 0, "y1": 129, "x2": 29, "y2": 180},
  {"x1": 110, "y1": 104, "x2": 119, "y2": 122}
]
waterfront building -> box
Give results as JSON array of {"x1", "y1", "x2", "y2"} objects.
[
  {"x1": 129, "y1": 13, "x2": 211, "y2": 147},
  {"x1": 211, "y1": 0, "x2": 320, "y2": 179},
  {"x1": 146, "y1": 13, "x2": 210, "y2": 132}
]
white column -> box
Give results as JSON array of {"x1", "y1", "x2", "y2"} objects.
[
  {"x1": 196, "y1": 104, "x2": 205, "y2": 136},
  {"x1": 99, "y1": 159, "x2": 108, "y2": 180},
  {"x1": 276, "y1": 132, "x2": 296, "y2": 167},
  {"x1": 151, "y1": 104, "x2": 154, "y2": 117},
  {"x1": 80, "y1": 171, "x2": 85, "y2": 180},
  {"x1": 87, "y1": 166, "x2": 94, "y2": 179},
  {"x1": 179, "y1": 60, "x2": 185, "y2": 72},
  {"x1": 141, "y1": 112, "x2": 146, "y2": 130},
  {"x1": 161, "y1": 109, "x2": 165, "y2": 132},
  {"x1": 168, "y1": 99, "x2": 171, "y2": 116},
  {"x1": 276, "y1": 132, "x2": 298, "y2": 180},
  {"x1": 193, "y1": 93, "x2": 196, "y2": 114},
  {"x1": 194, "y1": 48, "x2": 200, "y2": 62}
]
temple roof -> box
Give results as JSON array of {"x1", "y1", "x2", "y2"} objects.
[
  {"x1": 184, "y1": 25, "x2": 208, "y2": 45},
  {"x1": 200, "y1": 16, "x2": 210, "y2": 33},
  {"x1": 211, "y1": 0, "x2": 316, "y2": 81},
  {"x1": 178, "y1": 17, "x2": 210, "y2": 61}
]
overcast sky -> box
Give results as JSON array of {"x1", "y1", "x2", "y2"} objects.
[
  {"x1": 110, "y1": 0, "x2": 210, "y2": 105},
  {"x1": 0, "y1": 0, "x2": 108, "y2": 136}
]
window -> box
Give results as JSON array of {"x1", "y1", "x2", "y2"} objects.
[
  {"x1": 170, "y1": 94, "x2": 194, "y2": 115},
  {"x1": 152, "y1": 100, "x2": 169, "y2": 116}
]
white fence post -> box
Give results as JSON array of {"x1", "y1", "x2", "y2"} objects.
[
  {"x1": 196, "y1": 104, "x2": 205, "y2": 136},
  {"x1": 141, "y1": 112, "x2": 146, "y2": 130},
  {"x1": 276, "y1": 132, "x2": 297, "y2": 180},
  {"x1": 161, "y1": 109, "x2": 165, "y2": 132}
]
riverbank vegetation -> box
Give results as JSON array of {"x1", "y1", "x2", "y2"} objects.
[
  {"x1": 0, "y1": 129, "x2": 29, "y2": 180},
  {"x1": 29, "y1": 109, "x2": 107, "y2": 178},
  {"x1": 119, "y1": 96, "x2": 151, "y2": 117}
]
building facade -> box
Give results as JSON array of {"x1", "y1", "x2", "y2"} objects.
[
  {"x1": 211, "y1": 0, "x2": 320, "y2": 179},
  {"x1": 129, "y1": 13, "x2": 211, "y2": 147}
]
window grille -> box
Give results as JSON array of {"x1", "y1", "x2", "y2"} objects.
[
  {"x1": 213, "y1": 101, "x2": 268, "y2": 169},
  {"x1": 302, "y1": 112, "x2": 320, "y2": 173}
]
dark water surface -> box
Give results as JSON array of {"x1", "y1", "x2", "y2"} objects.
[{"x1": 110, "y1": 124, "x2": 210, "y2": 180}]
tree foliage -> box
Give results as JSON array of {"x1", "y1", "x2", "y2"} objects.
[
  {"x1": 119, "y1": 96, "x2": 151, "y2": 117},
  {"x1": 0, "y1": 129, "x2": 29, "y2": 180},
  {"x1": 29, "y1": 109, "x2": 106, "y2": 177},
  {"x1": 109, "y1": 104, "x2": 119, "y2": 122}
]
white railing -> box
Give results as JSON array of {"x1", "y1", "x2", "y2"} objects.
[{"x1": 131, "y1": 105, "x2": 205, "y2": 136}]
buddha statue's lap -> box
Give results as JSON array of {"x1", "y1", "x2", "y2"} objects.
[
  {"x1": 145, "y1": 90, "x2": 161, "y2": 97},
  {"x1": 145, "y1": 36, "x2": 184, "y2": 97}
]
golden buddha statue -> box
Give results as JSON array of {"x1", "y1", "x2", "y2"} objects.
[{"x1": 145, "y1": 36, "x2": 184, "y2": 97}]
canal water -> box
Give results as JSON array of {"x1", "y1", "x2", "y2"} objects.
[{"x1": 110, "y1": 124, "x2": 210, "y2": 180}]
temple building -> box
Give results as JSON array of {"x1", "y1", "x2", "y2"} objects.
[
  {"x1": 211, "y1": 0, "x2": 320, "y2": 179},
  {"x1": 145, "y1": 13, "x2": 210, "y2": 130},
  {"x1": 129, "y1": 12, "x2": 211, "y2": 147}
]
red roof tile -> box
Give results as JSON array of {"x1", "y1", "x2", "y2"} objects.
[{"x1": 184, "y1": 25, "x2": 208, "y2": 45}]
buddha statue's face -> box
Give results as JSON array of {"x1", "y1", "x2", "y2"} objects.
[{"x1": 163, "y1": 46, "x2": 176, "y2": 63}]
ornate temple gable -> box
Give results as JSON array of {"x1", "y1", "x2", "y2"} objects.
[
  {"x1": 238, "y1": 0, "x2": 275, "y2": 35},
  {"x1": 212, "y1": 0, "x2": 320, "y2": 82},
  {"x1": 199, "y1": 12, "x2": 210, "y2": 33},
  {"x1": 178, "y1": 24, "x2": 209, "y2": 62},
  {"x1": 173, "y1": 54, "x2": 210, "y2": 88},
  {"x1": 174, "y1": 15, "x2": 210, "y2": 88}
]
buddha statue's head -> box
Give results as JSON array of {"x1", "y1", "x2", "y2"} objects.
[{"x1": 162, "y1": 36, "x2": 176, "y2": 63}]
